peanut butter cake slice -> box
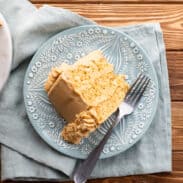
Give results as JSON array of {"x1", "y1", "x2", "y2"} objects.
[{"x1": 45, "y1": 50, "x2": 129, "y2": 144}]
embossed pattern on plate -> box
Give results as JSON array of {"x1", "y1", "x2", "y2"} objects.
[{"x1": 24, "y1": 25, "x2": 158, "y2": 159}]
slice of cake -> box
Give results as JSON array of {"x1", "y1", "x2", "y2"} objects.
[{"x1": 45, "y1": 50, "x2": 129, "y2": 144}]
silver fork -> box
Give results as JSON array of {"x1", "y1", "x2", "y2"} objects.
[{"x1": 73, "y1": 74, "x2": 150, "y2": 183}]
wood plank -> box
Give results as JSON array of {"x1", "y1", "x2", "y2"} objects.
[
  {"x1": 58, "y1": 172, "x2": 183, "y2": 183},
  {"x1": 169, "y1": 102, "x2": 182, "y2": 151},
  {"x1": 86, "y1": 174, "x2": 183, "y2": 183},
  {"x1": 11, "y1": 172, "x2": 181, "y2": 183},
  {"x1": 2, "y1": 170, "x2": 183, "y2": 182},
  {"x1": 167, "y1": 52, "x2": 183, "y2": 101},
  {"x1": 86, "y1": 177, "x2": 182, "y2": 183},
  {"x1": 173, "y1": 140, "x2": 183, "y2": 151},
  {"x1": 31, "y1": 0, "x2": 183, "y2": 3},
  {"x1": 34, "y1": 3, "x2": 183, "y2": 50},
  {"x1": 172, "y1": 102, "x2": 183, "y2": 127},
  {"x1": 2, "y1": 174, "x2": 183, "y2": 183},
  {"x1": 172, "y1": 101, "x2": 182, "y2": 150},
  {"x1": 173, "y1": 152, "x2": 183, "y2": 171}
]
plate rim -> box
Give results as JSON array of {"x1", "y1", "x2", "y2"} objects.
[{"x1": 23, "y1": 25, "x2": 159, "y2": 159}]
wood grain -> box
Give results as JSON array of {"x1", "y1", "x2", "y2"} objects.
[
  {"x1": 34, "y1": 3, "x2": 183, "y2": 50},
  {"x1": 31, "y1": 0, "x2": 183, "y2": 3},
  {"x1": 173, "y1": 152, "x2": 183, "y2": 171},
  {"x1": 172, "y1": 102, "x2": 182, "y2": 151},
  {"x1": 48, "y1": 172, "x2": 183, "y2": 183},
  {"x1": 167, "y1": 51, "x2": 183, "y2": 101},
  {"x1": 172, "y1": 102, "x2": 183, "y2": 127},
  {"x1": 2, "y1": 173, "x2": 183, "y2": 183},
  {"x1": 85, "y1": 173, "x2": 183, "y2": 183}
]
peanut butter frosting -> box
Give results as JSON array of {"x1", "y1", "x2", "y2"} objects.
[{"x1": 45, "y1": 50, "x2": 129, "y2": 144}]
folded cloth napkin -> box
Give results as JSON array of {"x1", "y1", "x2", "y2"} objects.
[
  {"x1": 0, "y1": 12, "x2": 12, "y2": 91},
  {"x1": 0, "y1": 0, "x2": 171, "y2": 181}
]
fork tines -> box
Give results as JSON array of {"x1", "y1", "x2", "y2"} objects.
[{"x1": 125, "y1": 74, "x2": 150, "y2": 107}]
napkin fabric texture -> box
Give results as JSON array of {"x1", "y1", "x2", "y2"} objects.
[
  {"x1": 0, "y1": 0, "x2": 171, "y2": 181},
  {"x1": 0, "y1": 12, "x2": 12, "y2": 92}
]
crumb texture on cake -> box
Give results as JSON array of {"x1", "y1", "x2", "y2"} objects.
[{"x1": 45, "y1": 50, "x2": 129, "y2": 144}]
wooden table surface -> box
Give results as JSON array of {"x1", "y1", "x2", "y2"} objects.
[{"x1": 3, "y1": 0, "x2": 183, "y2": 182}]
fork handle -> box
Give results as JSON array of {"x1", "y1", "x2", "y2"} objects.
[{"x1": 73, "y1": 115, "x2": 122, "y2": 183}]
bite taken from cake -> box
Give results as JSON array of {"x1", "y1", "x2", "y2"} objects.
[{"x1": 45, "y1": 50, "x2": 129, "y2": 144}]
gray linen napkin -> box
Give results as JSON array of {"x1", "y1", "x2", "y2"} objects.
[{"x1": 0, "y1": 0, "x2": 171, "y2": 181}]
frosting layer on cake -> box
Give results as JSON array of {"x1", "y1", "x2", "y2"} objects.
[{"x1": 45, "y1": 50, "x2": 129, "y2": 144}]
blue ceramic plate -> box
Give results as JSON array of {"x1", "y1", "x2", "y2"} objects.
[{"x1": 24, "y1": 25, "x2": 158, "y2": 159}]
